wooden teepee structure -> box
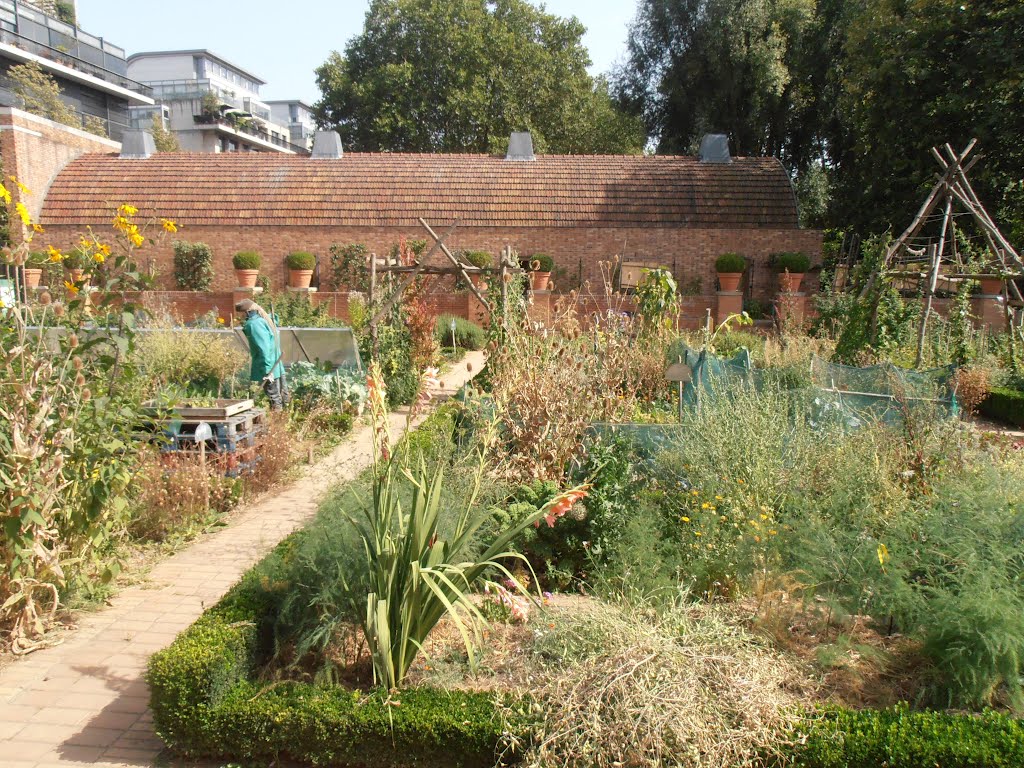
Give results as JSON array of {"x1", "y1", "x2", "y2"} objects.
[{"x1": 881, "y1": 140, "x2": 1023, "y2": 365}]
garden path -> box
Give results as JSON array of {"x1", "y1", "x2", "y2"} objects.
[{"x1": 0, "y1": 352, "x2": 486, "y2": 768}]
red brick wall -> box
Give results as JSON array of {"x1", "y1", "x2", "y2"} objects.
[
  {"x1": 0, "y1": 108, "x2": 120, "y2": 224},
  {"x1": 39, "y1": 222, "x2": 823, "y2": 304}
]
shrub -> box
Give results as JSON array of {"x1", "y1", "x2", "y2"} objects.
[
  {"x1": 328, "y1": 242, "x2": 369, "y2": 291},
  {"x1": 264, "y1": 291, "x2": 345, "y2": 328},
  {"x1": 287, "y1": 361, "x2": 368, "y2": 413},
  {"x1": 951, "y1": 366, "x2": 990, "y2": 416},
  {"x1": 775, "y1": 251, "x2": 812, "y2": 273},
  {"x1": 172, "y1": 241, "x2": 215, "y2": 291},
  {"x1": 25, "y1": 250, "x2": 47, "y2": 268},
  {"x1": 784, "y1": 705, "x2": 1024, "y2": 768},
  {"x1": 715, "y1": 252, "x2": 747, "y2": 272},
  {"x1": 129, "y1": 450, "x2": 241, "y2": 542},
  {"x1": 232, "y1": 250, "x2": 261, "y2": 270},
  {"x1": 285, "y1": 251, "x2": 316, "y2": 270},
  {"x1": 434, "y1": 314, "x2": 485, "y2": 350},
  {"x1": 464, "y1": 250, "x2": 492, "y2": 269},
  {"x1": 981, "y1": 387, "x2": 1024, "y2": 427},
  {"x1": 135, "y1": 326, "x2": 248, "y2": 397},
  {"x1": 528, "y1": 253, "x2": 554, "y2": 272}
]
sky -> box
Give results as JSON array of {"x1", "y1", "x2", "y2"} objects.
[{"x1": 76, "y1": 0, "x2": 639, "y2": 105}]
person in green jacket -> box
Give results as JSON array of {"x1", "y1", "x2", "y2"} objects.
[{"x1": 235, "y1": 298, "x2": 287, "y2": 410}]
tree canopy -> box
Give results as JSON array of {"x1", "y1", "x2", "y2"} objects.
[
  {"x1": 617, "y1": 0, "x2": 1024, "y2": 238},
  {"x1": 313, "y1": 0, "x2": 645, "y2": 155}
]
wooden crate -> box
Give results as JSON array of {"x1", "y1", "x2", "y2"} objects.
[{"x1": 141, "y1": 399, "x2": 254, "y2": 421}]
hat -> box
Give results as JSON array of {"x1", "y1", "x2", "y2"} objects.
[{"x1": 235, "y1": 299, "x2": 256, "y2": 313}]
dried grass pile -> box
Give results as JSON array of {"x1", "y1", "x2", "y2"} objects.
[{"x1": 517, "y1": 601, "x2": 815, "y2": 768}]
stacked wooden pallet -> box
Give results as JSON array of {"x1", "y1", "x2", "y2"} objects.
[{"x1": 139, "y1": 399, "x2": 268, "y2": 477}]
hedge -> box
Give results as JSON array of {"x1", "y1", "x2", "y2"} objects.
[
  {"x1": 147, "y1": 558, "x2": 522, "y2": 767},
  {"x1": 783, "y1": 705, "x2": 1024, "y2": 767},
  {"x1": 980, "y1": 387, "x2": 1024, "y2": 428}
]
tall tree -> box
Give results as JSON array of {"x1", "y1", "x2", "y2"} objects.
[
  {"x1": 834, "y1": 0, "x2": 1024, "y2": 235},
  {"x1": 616, "y1": 0, "x2": 814, "y2": 157},
  {"x1": 313, "y1": 0, "x2": 645, "y2": 154}
]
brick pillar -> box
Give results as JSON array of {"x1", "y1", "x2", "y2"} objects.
[
  {"x1": 971, "y1": 295, "x2": 1007, "y2": 331},
  {"x1": 527, "y1": 291, "x2": 553, "y2": 326},
  {"x1": 775, "y1": 292, "x2": 808, "y2": 331},
  {"x1": 716, "y1": 291, "x2": 743, "y2": 326}
]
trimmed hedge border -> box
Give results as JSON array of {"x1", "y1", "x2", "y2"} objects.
[
  {"x1": 784, "y1": 705, "x2": 1024, "y2": 767},
  {"x1": 981, "y1": 387, "x2": 1024, "y2": 428},
  {"x1": 147, "y1": 558, "x2": 521, "y2": 767}
]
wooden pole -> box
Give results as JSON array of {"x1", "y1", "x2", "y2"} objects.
[
  {"x1": 916, "y1": 242, "x2": 943, "y2": 369},
  {"x1": 369, "y1": 251, "x2": 378, "y2": 360},
  {"x1": 499, "y1": 246, "x2": 509, "y2": 338},
  {"x1": 419, "y1": 218, "x2": 489, "y2": 307}
]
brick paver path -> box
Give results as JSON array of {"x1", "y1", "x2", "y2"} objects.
[{"x1": 0, "y1": 353, "x2": 484, "y2": 768}]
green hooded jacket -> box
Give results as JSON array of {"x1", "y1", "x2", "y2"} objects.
[{"x1": 241, "y1": 312, "x2": 284, "y2": 381}]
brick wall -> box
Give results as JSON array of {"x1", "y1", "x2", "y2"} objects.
[
  {"x1": 38, "y1": 221, "x2": 824, "y2": 304},
  {"x1": 0, "y1": 108, "x2": 119, "y2": 223}
]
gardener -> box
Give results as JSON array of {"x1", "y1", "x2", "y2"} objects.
[{"x1": 235, "y1": 298, "x2": 287, "y2": 411}]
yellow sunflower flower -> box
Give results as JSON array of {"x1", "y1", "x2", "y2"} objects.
[{"x1": 160, "y1": 218, "x2": 178, "y2": 233}]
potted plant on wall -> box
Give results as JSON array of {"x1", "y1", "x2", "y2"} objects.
[
  {"x1": 286, "y1": 251, "x2": 316, "y2": 289},
  {"x1": 63, "y1": 246, "x2": 91, "y2": 284},
  {"x1": 23, "y1": 251, "x2": 46, "y2": 289},
  {"x1": 714, "y1": 252, "x2": 746, "y2": 292},
  {"x1": 464, "y1": 251, "x2": 492, "y2": 290},
  {"x1": 774, "y1": 252, "x2": 811, "y2": 293},
  {"x1": 528, "y1": 253, "x2": 554, "y2": 291},
  {"x1": 233, "y1": 251, "x2": 261, "y2": 288}
]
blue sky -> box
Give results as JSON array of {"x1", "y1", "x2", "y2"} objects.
[{"x1": 77, "y1": 0, "x2": 639, "y2": 105}]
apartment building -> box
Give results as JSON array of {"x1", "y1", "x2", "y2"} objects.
[
  {"x1": 127, "y1": 50, "x2": 308, "y2": 154},
  {"x1": 0, "y1": 0, "x2": 154, "y2": 139},
  {"x1": 266, "y1": 99, "x2": 315, "y2": 150}
]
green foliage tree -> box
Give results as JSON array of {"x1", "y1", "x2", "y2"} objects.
[
  {"x1": 834, "y1": 0, "x2": 1024, "y2": 234},
  {"x1": 8, "y1": 61, "x2": 79, "y2": 129},
  {"x1": 150, "y1": 114, "x2": 180, "y2": 152},
  {"x1": 616, "y1": 0, "x2": 814, "y2": 157},
  {"x1": 313, "y1": 0, "x2": 645, "y2": 154}
]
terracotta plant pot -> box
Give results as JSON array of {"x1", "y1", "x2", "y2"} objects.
[
  {"x1": 23, "y1": 268, "x2": 42, "y2": 289},
  {"x1": 235, "y1": 269, "x2": 259, "y2": 288},
  {"x1": 717, "y1": 271, "x2": 743, "y2": 292},
  {"x1": 288, "y1": 269, "x2": 313, "y2": 289},
  {"x1": 977, "y1": 277, "x2": 1003, "y2": 296},
  {"x1": 778, "y1": 271, "x2": 805, "y2": 293},
  {"x1": 469, "y1": 273, "x2": 488, "y2": 291},
  {"x1": 67, "y1": 268, "x2": 87, "y2": 283},
  {"x1": 530, "y1": 271, "x2": 551, "y2": 291}
]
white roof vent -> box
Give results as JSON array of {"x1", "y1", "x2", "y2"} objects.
[
  {"x1": 311, "y1": 130, "x2": 344, "y2": 159},
  {"x1": 506, "y1": 131, "x2": 535, "y2": 161},
  {"x1": 698, "y1": 134, "x2": 732, "y2": 163},
  {"x1": 119, "y1": 130, "x2": 156, "y2": 159}
]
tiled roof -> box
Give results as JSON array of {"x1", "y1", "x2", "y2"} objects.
[{"x1": 41, "y1": 153, "x2": 799, "y2": 229}]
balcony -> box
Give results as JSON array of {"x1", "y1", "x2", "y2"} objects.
[
  {"x1": 0, "y1": 27, "x2": 153, "y2": 101},
  {"x1": 147, "y1": 79, "x2": 243, "y2": 109},
  {"x1": 192, "y1": 113, "x2": 310, "y2": 154}
]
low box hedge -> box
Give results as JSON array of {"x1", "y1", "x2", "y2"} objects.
[
  {"x1": 147, "y1": 543, "x2": 521, "y2": 768},
  {"x1": 980, "y1": 387, "x2": 1024, "y2": 428},
  {"x1": 783, "y1": 705, "x2": 1024, "y2": 767}
]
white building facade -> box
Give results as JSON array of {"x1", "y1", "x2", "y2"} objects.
[{"x1": 127, "y1": 50, "x2": 308, "y2": 154}]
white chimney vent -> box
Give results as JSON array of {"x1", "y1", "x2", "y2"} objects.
[
  {"x1": 698, "y1": 134, "x2": 732, "y2": 163},
  {"x1": 506, "y1": 132, "x2": 535, "y2": 161},
  {"x1": 119, "y1": 130, "x2": 156, "y2": 159},
  {"x1": 311, "y1": 130, "x2": 344, "y2": 159}
]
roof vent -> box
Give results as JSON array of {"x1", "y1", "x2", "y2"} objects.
[
  {"x1": 119, "y1": 130, "x2": 155, "y2": 159},
  {"x1": 506, "y1": 131, "x2": 535, "y2": 161},
  {"x1": 311, "y1": 130, "x2": 344, "y2": 159},
  {"x1": 698, "y1": 134, "x2": 732, "y2": 163}
]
